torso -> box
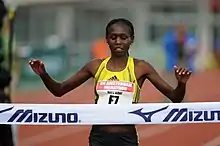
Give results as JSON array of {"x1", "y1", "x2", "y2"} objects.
[{"x1": 89, "y1": 56, "x2": 145, "y2": 133}]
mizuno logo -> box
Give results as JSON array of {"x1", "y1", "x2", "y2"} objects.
[
  {"x1": 0, "y1": 107, "x2": 80, "y2": 123},
  {"x1": 129, "y1": 106, "x2": 169, "y2": 122},
  {"x1": 0, "y1": 106, "x2": 14, "y2": 114},
  {"x1": 163, "y1": 108, "x2": 220, "y2": 122},
  {"x1": 129, "y1": 106, "x2": 220, "y2": 123}
]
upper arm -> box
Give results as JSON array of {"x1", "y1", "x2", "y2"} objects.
[
  {"x1": 60, "y1": 59, "x2": 102, "y2": 94},
  {"x1": 139, "y1": 60, "x2": 174, "y2": 98}
]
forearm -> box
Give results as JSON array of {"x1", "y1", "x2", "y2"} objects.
[
  {"x1": 40, "y1": 73, "x2": 63, "y2": 97},
  {"x1": 171, "y1": 82, "x2": 186, "y2": 103}
]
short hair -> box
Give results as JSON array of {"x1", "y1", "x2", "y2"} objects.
[{"x1": 105, "y1": 18, "x2": 134, "y2": 39}]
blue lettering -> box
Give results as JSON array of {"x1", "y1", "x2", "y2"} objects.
[
  {"x1": 38, "y1": 113, "x2": 48, "y2": 123},
  {"x1": 163, "y1": 108, "x2": 187, "y2": 122},
  {"x1": 7, "y1": 110, "x2": 79, "y2": 123},
  {"x1": 193, "y1": 111, "x2": 203, "y2": 121},
  {"x1": 67, "y1": 113, "x2": 78, "y2": 123},
  {"x1": 48, "y1": 113, "x2": 66, "y2": 123},
  {"x1": 163, "y1": 108, "x2": 220, "y2": 122},
  {"x1": 8, "y1": 109, "x2": 33, "y2": 123},
  {"x1": 203, "y1": 111, "x2": 220, "y2": 121},
  {"x1": 188, "y1": 111, "x2": 193, "y2": 121}
]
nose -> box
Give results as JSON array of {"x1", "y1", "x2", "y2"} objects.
[{"x1": 115, "y1": 37, "x2": 122, "y2": 44}]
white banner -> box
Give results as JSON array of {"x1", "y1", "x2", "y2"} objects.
[{"x1": 0, "y1": 102, "x2": 220, "y2": 125}]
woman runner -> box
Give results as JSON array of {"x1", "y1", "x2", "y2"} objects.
[{"x1": 29, "y1": 18, "x2": 192, "y2": 146}]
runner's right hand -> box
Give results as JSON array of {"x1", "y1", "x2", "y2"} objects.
[{"x1": 29, "y1": 59, "x2": 46, "y2": 76}]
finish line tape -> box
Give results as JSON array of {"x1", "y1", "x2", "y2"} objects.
[{"x1": 0, "y1": 102, "x2": 220, "y2": 125}]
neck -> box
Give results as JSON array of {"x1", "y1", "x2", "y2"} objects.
[
  {"x1": 107, "y1": 54, "x2": 129, "y2": 71},
  {"x1": 105, "y1": 52, "x2": 130, "y2": 72},
  {"x1": 110, "y1": 54, "x2": 129, "y2": 62}
]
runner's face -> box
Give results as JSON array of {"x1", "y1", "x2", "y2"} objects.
[{"x1": 106, "y1": 23, "x2": 133, "y2": 57}]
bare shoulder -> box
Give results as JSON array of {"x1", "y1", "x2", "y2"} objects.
[
  {"x1": 133, "y1": 58, "x2": 152, "y2": 71},
  {"x1": 88, "y1": 58, "x2": 104, "y2": 66},
  {"x1": 133, "y1": 58, "x2": 147, "y2": 66},
  {"x1": 86, "y1": 58, "x2": 105, "y2": 76}
]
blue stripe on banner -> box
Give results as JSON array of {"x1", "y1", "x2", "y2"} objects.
[{"x1": 0, "y1": 102, "x2": 220, "y2": 125}]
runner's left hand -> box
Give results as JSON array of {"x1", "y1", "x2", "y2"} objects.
[{"x1": 174, "y1": 66, "x2": 192, "y2": 84}]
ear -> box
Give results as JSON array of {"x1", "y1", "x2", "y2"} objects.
[
  {"x1": 130, "y1": 36, "x2": 134, "y2": 44},
  {"x1": 105, "y1": 38, "x2": 109, "y2": 44}
]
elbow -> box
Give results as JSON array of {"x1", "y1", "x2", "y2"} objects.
[
  {"x1": 170, "y1": 95, "x2": 184, "y2": 103},
  {"x1": 168, "y1": 93, "x2": 184, "y2": 103},
  {"x1": 52, "y1": 84, "x2": 65, "y2": 97},
  {"x1": 53, "y1": 92, "x2": 63, "y2": 97},
  {"x1": 171, "y1": 98, "x2": 183, "y2": 103},
  {"x1": 53, "y1": 89, "x2": 65, "y2": 97}
]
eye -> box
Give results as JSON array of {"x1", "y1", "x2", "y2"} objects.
[
  {"x1": 110, "y1": 35, "x2": 117, "y2": 40},
  {"x1": 121, "y1": 35, "x2": 128, "y2": 40}
]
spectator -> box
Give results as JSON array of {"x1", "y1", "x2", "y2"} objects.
[{"x1": 163, "y1": 24, "x2": 198, "y2": 72}]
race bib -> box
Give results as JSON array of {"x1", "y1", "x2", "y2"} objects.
[{"x1": 96, "y1": 81, "x2": 135, "y2": 104}]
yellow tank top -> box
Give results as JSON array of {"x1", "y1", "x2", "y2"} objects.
[{"x1": 94, "y1": 57, "x2": 141, "y2": 104}]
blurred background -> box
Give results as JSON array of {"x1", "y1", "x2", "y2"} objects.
[{"x1": 1, "y1": 0, "x2": 220, "y2": 146}]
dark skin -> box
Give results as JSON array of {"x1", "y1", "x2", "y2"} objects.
[{"x1": 29, "y1": 23, "x2": 192, "y2": 132}]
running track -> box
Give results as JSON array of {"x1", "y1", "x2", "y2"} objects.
[{"x1": 13, "y1": 69, "x2": 220, "y2": 146}]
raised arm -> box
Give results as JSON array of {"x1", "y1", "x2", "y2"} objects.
[
  {"x1": 29, "y1": 59, "x2": 99, "y2": 97},
  {"x1": 139, "y1": 61, "x2": 192, "y2": 103}
]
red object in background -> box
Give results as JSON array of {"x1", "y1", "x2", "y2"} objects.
[{"x1": 210, "y1": 0, "x2": 220, "y2": 12}]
